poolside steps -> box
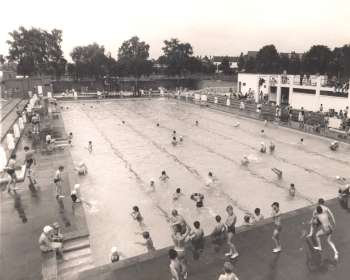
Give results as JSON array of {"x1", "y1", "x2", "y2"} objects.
[{"x1": 57, "y1": 236, "x2": 94, "y2": 280}]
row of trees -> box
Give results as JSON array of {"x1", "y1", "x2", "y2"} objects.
[
  {"x1": 6, "y1": 27, "x2": 67, "y2": 77},
  {"x1": 238, "y1": 44, "x2": 350, "y2": 79},
  {"x1": 3, "y1": 27, "x2": 217, "y2": 78},
  {"x1": 2, "y1": 27, "x2": 350, "y2": 79}
]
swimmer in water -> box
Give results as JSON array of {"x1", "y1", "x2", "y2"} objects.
[
  {"x1": 260, "y1": 142, "x2": 267, "y2": 153},
  {"x1": 289, "y1": 183, "x2": 296, "y2": 198},
  {"x1": 269, "y1": 142, "x2": 275, "y2": 153},
  {"x1": 156, "y1": 123, "x2": 160, "y2": 127},
  {"x1": 264, "y1": 120, "x2": 268, "y2": 127},
  {"x1": 206, "y1": 171, "x2": 217, "y2": 187},
  {"x1": 233, "y1": 122, "x2": 240, "y2": 128},
  {"x1": 261, "y1": 129, "x2": 265, "y2": 136},
  {"x1": 75, "y1": 161, "x2": 88, "y2": 175},
  {"x1": 135, "y1": 231, "x2": 156, "y2": 252},
  {"x1": 86, "y1": 141, "x2": 93, "y2": 154},
  {"x1": 173, "y1": 188, "x2": 184, "y2": 201},
  {"x1": 190, "y1": 193, "x2": 204, "y2": 208},
  {"x1": 172, "y1": 136, "x2": 178, "y2": 146},
  {"x1": 149, "y1": 179, "x2": 155, "y2": 192},
  {"x1": 241, "y1": 155, "x2": 249, "y2": 166},
  {"x1": 179, "y1": 136, "x2": 183, "y2": 143},
  {"x1": 195, "y1": 120, "x2": 199, "y2": 126},
  {"x1": 330, "y1": 141, "x2": 339, "y2": 151},
  {"x1": 68, "y1": 132, "x2": 73, "y2": 146},
  {"x1": 172, "y1": 130, "x2": 177, "y2": 137},
  {"x1": 299, "y1": 138, "x2": 304, "y2": 144},
  {"x1": 122, "y1": 120, "x2": 125, "y2": 124},
  {"x1": 131, "y1": 206, "x2": 144, "y2": 226},
  {"x1": 160, "y1": 170, "x2": 170, "y2": 182}
]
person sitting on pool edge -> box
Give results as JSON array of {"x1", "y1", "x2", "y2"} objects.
[{"x1": 330, "y1": 141, "x2": 339, "y2": 151}]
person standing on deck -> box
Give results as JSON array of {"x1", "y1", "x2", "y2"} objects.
[
  {"x1": 171, "y1": 224, "x2": 190, "y2": 279},
  {"x1": 313, "y1": 205, "x2": 339, "y2": 260},
  {"x1": 224, "y1": 205, "x2": 239, "y2": 259},
  {"x1": 169, "y1": 249, "x2": 184, "y2": 280},
  {"x1": 271, "y1": 202, "x2": 282, "y2": 253},
  {"x1": 5, "y1": 154, "x2": 18, "y2": 193},
  {"x1": 54, "y1": 166, "x2": 64, "y2": 199}
]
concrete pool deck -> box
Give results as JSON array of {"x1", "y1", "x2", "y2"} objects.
[
  {"x1": 0, "y1": 111, "x2": 89, "y2": 280},
  {"x1": 79, "y1": 197, "x2": 350, "y2": 280}
]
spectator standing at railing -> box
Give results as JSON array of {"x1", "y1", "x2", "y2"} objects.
[
  {"x1": 298, "y1": 107, "x2": 305, "y2": 129},
  {"x1": 319, "y1": 104, "x2": 323, "y2": 113}
]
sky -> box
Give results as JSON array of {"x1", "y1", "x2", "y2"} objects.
[{"x1": 1, "y1": 0, "x2": 350, "y2": 61}]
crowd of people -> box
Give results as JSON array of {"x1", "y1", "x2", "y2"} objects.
[{"x1": 3, "y1": 93, "x2": 348, "y2": 280}]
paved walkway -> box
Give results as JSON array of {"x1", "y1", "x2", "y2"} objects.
[
  {"x1": 79, "y1": 197, "x2": 350, "y2": 280},
  {"x1": 0, "y1": 113, "x2": 88, "y2": 280}
]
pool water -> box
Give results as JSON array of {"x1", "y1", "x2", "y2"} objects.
[{"x1": 61, "y1": 98, "x2": 350, "y2": 266}]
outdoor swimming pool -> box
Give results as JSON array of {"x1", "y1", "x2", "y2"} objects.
[{"x1": 61, "y1": 98, "x2": 350, "y2": 266}]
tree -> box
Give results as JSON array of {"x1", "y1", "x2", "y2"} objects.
[
  {"x1": 302, "y1": 45, "x2": 333, "y2": 75},
  {"x1": 159, "y1": 38, "x2": 194, "y2": 75},
  {"x1": 70, "y1": 43, "x2": 109, "y2": 78},
  {"x1": 0, "y1": 54, "x2": 5, "y2": 65},
  {"x1": 237, "y1": 53, "x2": 245, "y2": 71},
  {"x1": 288, "y1": 52, "x2": 301, "y2": 74},
  {"x1": 279, "y1": 54, "x2": 289, "y2": 73},
  {"x1": 200, "y1": 56, "x2": 216, "y2": 74},
  {"x1": 7, "y1": 26, "x2": 66, "y2": 77},
  {"x1": 244, "y1": 57, "x2": 256, "y2": 73},
  {"x1": 117, "y1": 36, "x2": 153, "y2": 78},
  {"x1": 329, "y1": 45, "x2": 350, "y2": 79},
  {"x1": 340, "y1": 45, "x2": 350, "y2": 79},
  {"x1": 219, "y1": 57, "x2": 232, "y2": 75},
  {"x1": 256, "y1": 45, "x2": 280, "y2": 73}
]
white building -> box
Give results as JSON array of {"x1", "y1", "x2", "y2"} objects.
[{"x1": 238, "y1": 73, "x2": 350, "y2": 111}]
